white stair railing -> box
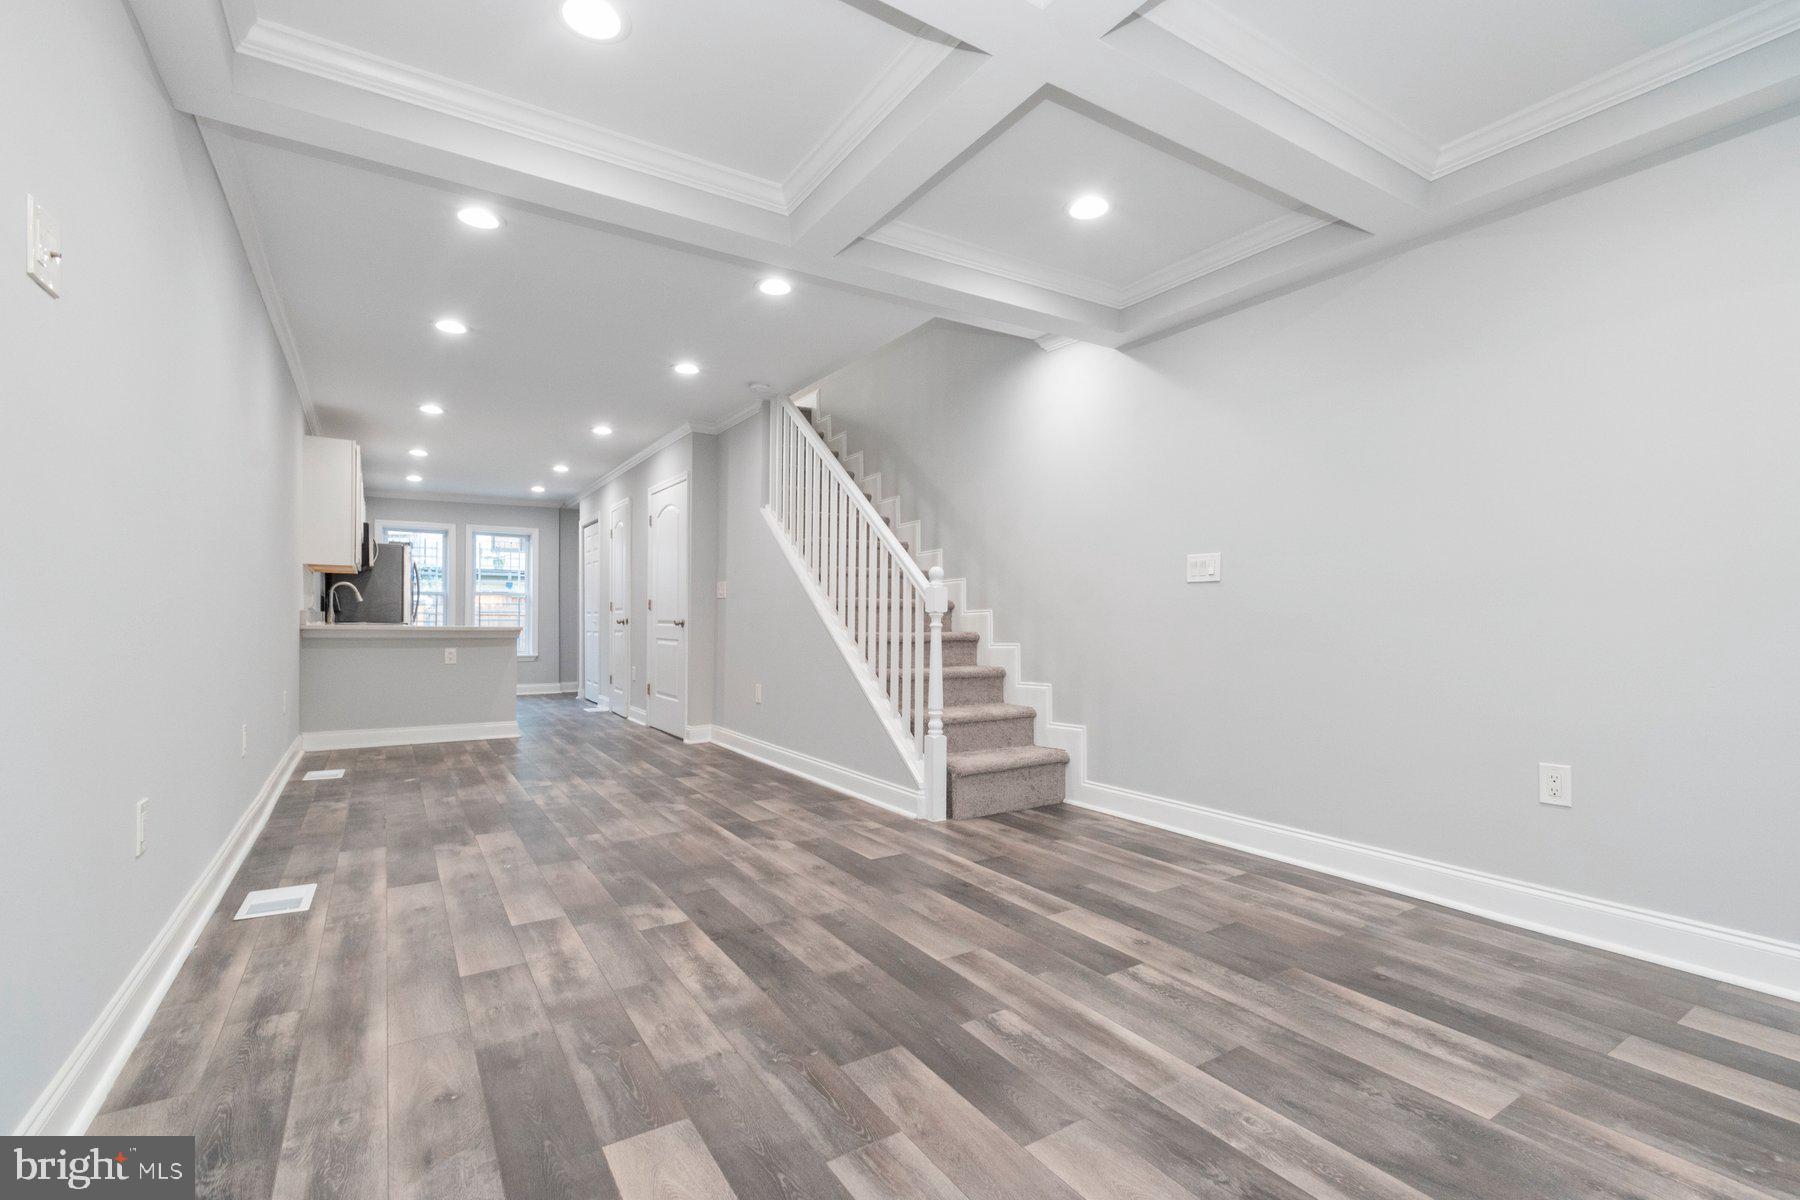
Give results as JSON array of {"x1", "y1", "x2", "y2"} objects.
[{"x1": 766, "y1": 395, "x2": 948, "y2": 819}]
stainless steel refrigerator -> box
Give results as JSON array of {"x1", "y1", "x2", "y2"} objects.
[{"x1": 324, "y1": 534, "x2": 417, "y2": 623}]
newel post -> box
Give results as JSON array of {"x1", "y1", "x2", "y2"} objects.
[{"x1": 924, "y1": 564, "x2": 949, "y2": 821}]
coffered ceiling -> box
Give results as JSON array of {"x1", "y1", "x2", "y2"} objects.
[{"x1": 126, "y1": 0, "x2": 1800, "y2": 497}]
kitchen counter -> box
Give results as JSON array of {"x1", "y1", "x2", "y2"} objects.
[
  {"x1": 299, "y1": 623, "x2": 522, "y2": 748},
  {"x1": 301, "y1": 622, "x2": 522, "y2": 639}
]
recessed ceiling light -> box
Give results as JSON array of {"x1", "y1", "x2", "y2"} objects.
[
  {"x1": 561, "y1": 0, "x2": 628, "y2": 41},
  {"x1": 591, "y1": 424, "x2": 613, "y2": 436},
  {"x1": 552, "y1": 463, "x2": 570, "y2": 473},
  {"x1": 1067, "y1": 193, "x2": 1110, "y2": 221},
  {"x1": 408, "y1": 447, "x2": 429, "y2": 458},
  {"x1": 673, "y1": 361, "x2": 700, "y2": 376},
  {"x1": 418, "y1": 402, "x2": 444, "y2": 415},
  {"x1": 434, "y1": 317, "x2": 468, "y2": 335},
  {"x1": 758, "y1": 277, "x2": 793, "y2": 297},
  {"x1": 406, "y1": 474, "x2": 423, "y2": 483},
  {"x1": 531, "y1": 485, "x2": 547, "y2": 494},
  {"x1": 456, "y1": 205, "x2": 501, "y2": 230}
]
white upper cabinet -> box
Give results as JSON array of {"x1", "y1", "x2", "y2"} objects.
[{"x1": 300, "y1": 435, "x2": 366, "y2": 572}]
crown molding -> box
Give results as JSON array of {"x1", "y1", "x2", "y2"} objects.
[
  {"x1": 574, "y1": 421, "x2": 697, "y2": 505},
  {"x1": 868, "y1": 221, "x2": 1122, "y2": 305},
  {"x1": 782, "y1": 36, "x2": 959, "y2": 211},
  {"x1": 365, "y1": 489, "x2": 570, "y2": 509},
  {"x1": 1142, "y1": 0, "x2": 1800, "y2": 181},
  {"x1": 694, "y1": 401, "x2": 765, "y2": 435},
  {"x1": 235, "y1": 18, "x2": 960, "y2": 219},
  {"x1": 236, "y1": 21, "x2": 791, "y2": 213},
  {"x1": 197, "y1": 119, "x2": 320, "y2": 433},
  {"x1": 1436, "y1": 0, "x2": 1800, "y2": 175},
  {"x1": 870, "y1": 209, "x2": 1331, "y2": 309},
  {"x1": 1115, "y1": 211, "x2": 1334, "y2": 305},
  {"x1": 570, "y1": 402, "x2": 768, "y2": 506}
]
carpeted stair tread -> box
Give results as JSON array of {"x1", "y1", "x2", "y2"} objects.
[
  {"x1": 887, "y1": 664, "x2": 1002, "y2": 680},
  {"x1": 947, "y1": 745, "x2": 1070, "y2": 777},
  {"x1": 941, "y1": 702, "x2": 1037, "y2": 726}
]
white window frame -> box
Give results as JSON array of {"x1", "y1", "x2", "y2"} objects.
[
  {"x1": 374, "y1": 520, "x2": 454, "y2": 628},
  {"x1": 467, "y1": 524, "x2": 538, "y2": 659}
]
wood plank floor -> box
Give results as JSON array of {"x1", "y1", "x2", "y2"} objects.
[{"x1": 94, "y1": 696, "x2": 1800, "y2": 1199}]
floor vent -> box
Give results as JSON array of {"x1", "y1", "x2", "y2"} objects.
[
  {"x1": 302, "y1": 768, "x2": 345, "y2": 781},
  {"x1": 234, "y1": 884, "x2": 316, "y2": 921}
]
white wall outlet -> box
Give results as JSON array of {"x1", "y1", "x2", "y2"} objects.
[
  {"x1": 135, "y1": 798, "x2": 148, "y2": 858},
  {"x1": 1186, "y1": 553, "x2": 1221, "y2": 583},
  {"x1": 241, "y1": 723, "x2": 248, "y2": 758},
  {"x1": 754, "y1": 682, "x2": 763, "y2": 704},
  {"x1": 716, "y1": 581, "x2": 728, "y2": 599},
  {"x1": 26, "y1": 195, "x2": 62, "y2": 299},
  {"x1": 1539, "y1": 762, "x2": 1572, "y2": 808},
  {"x1": 444, "y1": 647, "x2": 458, "y2": 665}
]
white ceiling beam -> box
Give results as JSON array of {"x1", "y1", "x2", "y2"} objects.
[
  {"x1": 869, "y1": 0, "x2": 1421, "y2": 232},
  {"x1": 791, "y1": 57, "x2": 1043, "y2": 255}
]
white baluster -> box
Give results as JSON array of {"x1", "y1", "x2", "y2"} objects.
[{"x1": 924, "y1": 565, "x2": 948, "y2": 820}]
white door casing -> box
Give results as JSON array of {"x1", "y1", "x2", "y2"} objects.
[
  {"x1": 582, "y1": 520, "x2": 603, "y2": 704},
  {"x1": 646, "y1": 475, "x2": 688, "y2": 737},
  {"x1": 608, "y1": 499, "x2": 631, "y2": 717}
]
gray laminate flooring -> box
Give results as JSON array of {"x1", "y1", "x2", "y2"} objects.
[{"x1": 92, "y1": 696, "x2": 1800, "y2": 1200}]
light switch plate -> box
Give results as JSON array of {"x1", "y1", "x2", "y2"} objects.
[
  {"x1": 26, "y1": 195, "x2": 61, "y2": 298},
  {"x1": 1186, "y1": 552, "x2": 1221, "y2": 583},
  {"x1": 716, "y1": 581, "x2": 728, "y2": 599}
]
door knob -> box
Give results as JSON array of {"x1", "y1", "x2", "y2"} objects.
[{"x1": 672, "y1": 619, "x2": 686, "y2": 627}]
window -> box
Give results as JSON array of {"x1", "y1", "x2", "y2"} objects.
[
  {"x1": 375, "y1": 522, "x2": 452, "y2": 627},
  {"x1": 469, "y1": 526, "x2": 536, "y2": 657}
]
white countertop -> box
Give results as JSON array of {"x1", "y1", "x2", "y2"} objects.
[{"x1": 300, "y1": 622, "x2": 522, "y2": 640}]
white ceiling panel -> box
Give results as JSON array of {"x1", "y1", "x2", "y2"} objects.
[
  {"x1": 1138, "y1": 0, "x2": 1791, "y2": 175},
  {"x1": 869, "y1": 96, "x2": 1326, "y2": 306},
  {"x1": 221, "y1": 132, "x2": 928, "y2": 500},
  {"x1": 250, "y1": 0, "x2": 951, "y2": 191}
]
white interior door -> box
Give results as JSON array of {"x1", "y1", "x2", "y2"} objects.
[
  {"x1": 646, "y1": 477, "x2": 687, "y2": 737},
  {"x1": 582, "y1": 520, "x2": 602, "y2": 704},
  {"x1": 607, "y1": 499, "x2": 630, "y2": 716}
]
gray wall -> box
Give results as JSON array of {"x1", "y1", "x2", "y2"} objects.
[
  {"x1": 710, "y1": 412, "x2": 916, "y2": 784},
  {"x1": 815, "y1": 113, "x2": 1800, "y2": 942},
  {"x1": 300, "y1": 633, "x2": 519, "y2": 732},
  {"x1": 1, "y1": 1, "x2": 306, "y2": 1129},
  {"x1": 364, "y1": 495, "x2": 570, "y2": 689}
]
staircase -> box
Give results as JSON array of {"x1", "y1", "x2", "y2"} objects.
[
  {"x1": 925, "y1": 624, "x2": 1069, "y2": 819},
  {"x1": 765, "y1": 393, "x2": 1067, "y2": 819}
]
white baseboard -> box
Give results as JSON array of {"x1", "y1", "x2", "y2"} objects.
[
  {"x1": 684, "y1": 724, "x2": 714, "y2": 745},
  {"x1": 627, "y1": 706, "x2": 648, "y2": 726},
  {"x1": 1068, "y1": 778, "x2": 1800, "y2": 1003},
  {"x1": 517, "y1": 682, "x2": 577, "y2": 696},
  {"x1": 16, "y1": 735, "x2": 305, "y2": 1136},
  {"x1": 711, "y1": 726, "x2": 924, "y2": 817},
  {"x1": 300, "y1": 720, "x2": 520, "y2": 751}
]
